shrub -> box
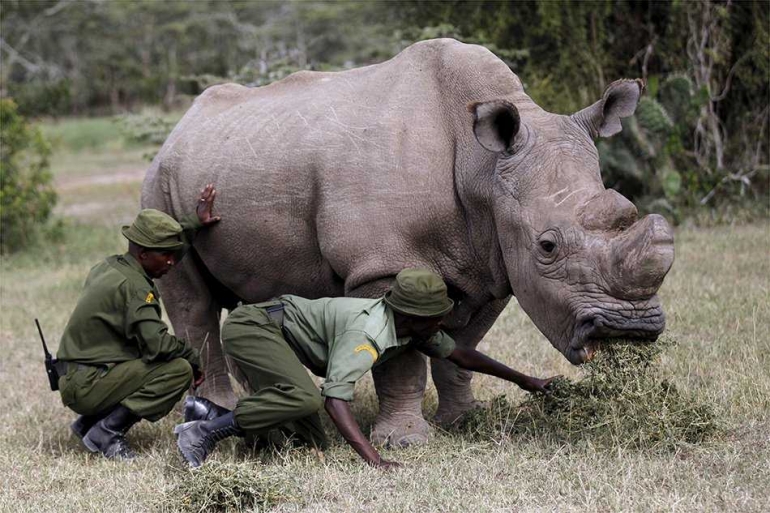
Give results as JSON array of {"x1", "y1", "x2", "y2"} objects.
[
  {"x1": 7, "y1": 79, "x2": 72, "y2": 118},
  {"x1": 115, "y1": 112, "x2": 178, "y2": 160},
  {"x1": 0, "y1": 99, "x2": 58, "y2": 253},
  {"x1": 116, "y1": 113, "x2": 177, "y2": 146}
]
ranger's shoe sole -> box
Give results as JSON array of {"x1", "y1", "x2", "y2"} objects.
[
  {"x1": 174, "y1": 421, "x2": 205, "y2": 468},
  {"x1": 82, "y1": 432, "x2": 100, "y2": 453}
]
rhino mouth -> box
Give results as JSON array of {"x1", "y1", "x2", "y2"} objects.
[{"x1": 565, "y1": 302, "x2": 666, "y2": 364}]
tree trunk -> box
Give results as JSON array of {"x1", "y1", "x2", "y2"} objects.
[{"x1": 163, "y1": 42, "x2": 178, "y2": 111}]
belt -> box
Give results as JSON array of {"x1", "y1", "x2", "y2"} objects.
[
  {"x1": 251, "y1": 299, "x2": 296, "y2": 343},
  {"x1": 256, "y1": 300, "x2": 298, "y2": 345},
  {"x1": 251, "y1": 299, "x2": 285, "y2": 326},
  {"x1": 265, "y1": 302, "x2": 285, "y2": 326},
  {"x1": 66, "y1": 362, "x2": 108, "y2": 373}
]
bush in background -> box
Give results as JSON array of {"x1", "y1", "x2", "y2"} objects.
[
  {"x1": 6, "y1": 79, "x2": 72, "y2": 118},
  {"x1": 2, "y1": 0, "x2": 766, "y2": 224},
  {"x1": 0, "y1": 98, "x2": 58, "y2": 253},
  {"x1": 598, "y1": 75, "x2": 703, "y2": 221}
]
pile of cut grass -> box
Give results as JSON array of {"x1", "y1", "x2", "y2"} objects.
[
  {"x1": 159, "y1": 461, "x2": 298, "y2": 512},
  {"x1": 460, "y1": 338, "x2": 719, "y2": 451}
]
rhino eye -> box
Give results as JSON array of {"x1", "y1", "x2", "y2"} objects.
[
  {"x1": 536, "y1": 230, "x2": 561, "y2": 263},
  {"x1": 540, "y1": 240, "x2": 556, "y2": 253}
]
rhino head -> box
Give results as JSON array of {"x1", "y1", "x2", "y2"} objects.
[{"x1": 471, "y1": 79, "x2": 674, "y2": 364}]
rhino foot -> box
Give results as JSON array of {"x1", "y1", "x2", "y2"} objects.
[
  {"x1": 370, "y1": 413, "x2": 432, "y2": 448},
  {"x1": 433, "y1": 400, "x2": 485, "y2": 427}
]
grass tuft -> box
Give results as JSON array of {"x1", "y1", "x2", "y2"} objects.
[
  {"x1": 459, "y1": 338, "x2": 719, "y2": 451},
  {"x1": 158, "y1": 461, "x2": 298, "y2": 512}
]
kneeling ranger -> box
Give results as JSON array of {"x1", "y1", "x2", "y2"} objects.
[
  {"x1": 57, "y1": 185, "x2": 221, "y2": 460},
  {"x1": 175, "y1": 268, "x2": 557, "y2": 468}
]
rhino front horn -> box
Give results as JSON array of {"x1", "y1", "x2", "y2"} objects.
[{"x1": 608, "y1": 214, "x2": 675, "y2": 300}]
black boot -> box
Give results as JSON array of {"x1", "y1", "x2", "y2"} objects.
[
  {"x1": 183, "y1": 396, "x2": 230, "y2": 422},
  {"x1": 71, "y1": 406, "x2": 116, "y2": 439},
  {"x1": 71, "y1": 414, "x2": 102, "y2": 440},
  {"x1": 174, "y1": 411, "x2": 243, "y2": 467},
  {"x1": 82, "y1": 405, "x2": 141, "y2": 460}
]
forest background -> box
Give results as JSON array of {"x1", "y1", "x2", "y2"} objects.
[{"x1": 2, "y1": 0, "x2": 769, "y2": 244}]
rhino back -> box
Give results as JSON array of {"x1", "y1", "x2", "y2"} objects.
[{"x1": 143, "y1": 38, "x2": 529, "y2": 301}]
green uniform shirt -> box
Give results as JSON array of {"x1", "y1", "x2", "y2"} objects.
[
  {"x1": 280, "y1": 295, "x2": 456, "y2": 401},
  {"x1": 57, "y1": 215, "x2": 202, "y2": 369}
]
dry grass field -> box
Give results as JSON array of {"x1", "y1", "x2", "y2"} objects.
[{"x1": 0, "y1": 118, "x2": 768, "y2": 512}]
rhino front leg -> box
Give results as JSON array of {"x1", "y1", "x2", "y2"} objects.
[
  {"x1": 431, "y1": 298, "x2": 510, "y2": 425},
  {"x1": 159, "y1": 252, "x2": 237, "y2": 410},
  {"x1": 370, "y1": 349, "x2": 430, "y2": 447},
  {"x1": 346, "y1": 278, "x2": 431, "y2": 447}
]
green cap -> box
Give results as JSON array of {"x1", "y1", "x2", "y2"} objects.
[
  {"x1": 121, "y1": 209, "x2": 184, "y2": 250},
  {"x1": 383, "y1": 268, "x2": 455, "y2": 318}
]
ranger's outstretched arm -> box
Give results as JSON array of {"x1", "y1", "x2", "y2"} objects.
[
  {"x1": 447, "y1": 347, "x2": 559, "y2": 393},
  {"x1": 324, "y1": 397, "x2": 401, "y2": 469}
]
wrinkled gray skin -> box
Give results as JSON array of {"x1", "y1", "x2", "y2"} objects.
[{"x1": 142, "y1": 39, "x2": 674, "y2": 447}]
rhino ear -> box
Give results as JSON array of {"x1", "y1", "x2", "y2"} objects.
[
  {"x1": 572, "y1": 79, "x2": 645, "y2": 139},
  {"x1": 469, "y1": 100, "x2": 520, "y2": 153}
]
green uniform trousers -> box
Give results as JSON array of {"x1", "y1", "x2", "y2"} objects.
[
  {"x1": 59, "y1": 358, "x2": 193, "y2": 422},
  {"x1": 222, "y1": 306, "x2": 327, "y2": 448}
]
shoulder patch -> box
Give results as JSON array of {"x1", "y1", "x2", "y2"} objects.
[
  {"x1": 354, "y1": 344, "x2": 378, "y2": 362},
  {"x1": 145, "y1": 292, "x2": 155, "y2": 304}
]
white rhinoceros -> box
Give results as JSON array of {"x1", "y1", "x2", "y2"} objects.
[{"x1": 141, "y1": 38, "x2": 674, "y2": 446}]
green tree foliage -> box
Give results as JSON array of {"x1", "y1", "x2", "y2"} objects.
[
  {"x1": 390, "y1": 0, "x2": 768, "y2": 217},
  {"x1": 599, "y1": 76, "x2": 704, "y2": 220},
  {"x1": 1, "y1": 0, "x2": 766, "y2": 219},
  {"x1": 0, "y1": 0, "x2": 400, "y2": 113},
  {"x1": 0, "y1": 99, "x2": 57, "y2": 253}
]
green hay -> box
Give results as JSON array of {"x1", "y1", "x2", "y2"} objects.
[
  {"x1": 159, "y1": 461, "x2": 298, "y2": 513},
  {"x1": 460, "y1": 339, "x2": 719, "y2": 451}
]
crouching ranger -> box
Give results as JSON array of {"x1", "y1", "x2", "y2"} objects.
[
  {"x1": 57, "y1": 185, "x2": 221, "y2": 460},
  {"x1": 175, "y1": 268, "x2": 558, "y2": 468}
]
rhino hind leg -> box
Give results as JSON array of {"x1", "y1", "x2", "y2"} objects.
[{"x1": 159, "y1": 249, "x2": 239, "y2": 410}]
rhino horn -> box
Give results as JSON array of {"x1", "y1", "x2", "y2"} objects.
[
  {"x1": 571, "y1": 79, "x2": 645, "y2": 139},
  {"x1": 469, "y1": 100, "x2": 520, "y2": 153},
  {"x1": 579, "y1": 189, "x2": 639, "y2": 231},
  {"x1": 607, "y1": 213, "x2": 675, "y2": 300}
]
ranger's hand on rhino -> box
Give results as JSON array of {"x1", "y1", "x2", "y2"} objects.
[{"x1": 195, "y1": 183, "x2": 221, "y2": 227}]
